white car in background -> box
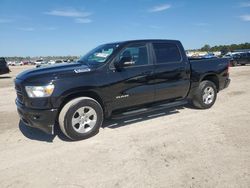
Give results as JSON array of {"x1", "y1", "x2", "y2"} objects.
[
  {"x1": 35, "y1": 59, "x2": 44, "y2": 66},
  {"x1": 17, "y1": 62, "x2": 24, "y2": 66},
  {"x1": 8, "y1": 61, "x2": 18, "y2": 66},
  {"x1": 48, "y1": 60, "x2": 56, "y2": 65}
]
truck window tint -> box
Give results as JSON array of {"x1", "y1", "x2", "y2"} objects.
[
  {"x1": 153, "y1": 43, "x2": 181, "y2": 64},
  {"x1": 119, "y1": 45, "x2": 149, "y2": 66}
]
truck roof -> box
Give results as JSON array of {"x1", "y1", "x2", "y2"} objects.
[{"x1": 106, "y1": 39, "x2": 181, "y2": 46}]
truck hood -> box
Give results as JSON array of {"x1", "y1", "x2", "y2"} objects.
[{"x1": 16, "y1": 62, "x2": 92, "y2": 83}]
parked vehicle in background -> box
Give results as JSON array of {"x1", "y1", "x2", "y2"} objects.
[
  {"x1": 8, "y1": 61, "x2": 18, "y2": 66},
  {"x1": 35, "y1": 59, "x2": 44, "y2": 66},
  {"x1": 224, "y1": 52, "x2": 250, "y2": 66},
  {"x1": 229, "y1": 54, "x2": 241, "y2": 67},
  {"x1": 48, "y1": 60, "x2": 55, "y2": 65},
  {"x1": 202, "y1": 53, "x2": 217, "y2": 59},
  {"x1": 36, "y1": 61, "x2": 49, "y2": 68},
  {"x1": 29, "y1": 61, "x2": 36, "y2": 65},
  {"x1": 21, "y1": 61, "x2": 30, "y2": 65},
  {"x1": 36, "y1": 59, "x2": 67, "y2": 68},
  {"x1": 17, "y1": 62, "x2": 24, "y2": 66},
  {"x1": 234, "y1": 52, "x2": 250, "y2": 66},
  {"x1": 15, "y1": 39, "x2": 230, "y2": 140},
  {"x1": 55, "y1": 60, "x2": 63, "y2": 64},
  {"x1": 0, "y1": 57, "x2": 10, "y2": 75},
  {"x1": 68, "y1": 59, "x2": 75, "y2": 63}
]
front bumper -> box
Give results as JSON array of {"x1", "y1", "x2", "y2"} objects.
[
  {"x1": 224, "y1": 78, "x2": 230, "y2": 89},
  {"x1": 16, "y1": 100, "x2": 58, "y2": 134},
  {"x1": 0, "y1": 67, "x2": 10, "y2": 75},
  {"x1": 219, "y1": 78, "x2": 230, "y2": 91}
]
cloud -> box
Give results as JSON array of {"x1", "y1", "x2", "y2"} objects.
[
  {"x1": 44, "y1": 8, "x2": 92, "y2": 24},
  {"x1": 0, "y1": 18, "x2": 13, "y2": 23},
  {"x1": 74, "y1": 18, "x2": 92, "y2": 24},
  {"x1": 149, "y1": 4, "x2": 171, "y2": 12},
  {"x1": 240, "y1": 14, "x2": 250, "y2": 21},
  {"x1": 18, "y1": 27, "x2": 35, "y2": 31},
  {"x1": 240, "y1": 2, "x2": 250, "y2": 7},
  {"x1": 44, "y1": 9, "x2": 91, "y2": 18}
]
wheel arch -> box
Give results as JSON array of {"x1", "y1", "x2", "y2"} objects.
[
  {"x1": 200, "y1": 74, "x2": 219, "y2": 92},
  {"x1": 58, "y1": 90, "x2": 107, "y2": 118}
]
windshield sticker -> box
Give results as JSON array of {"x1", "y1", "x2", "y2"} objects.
[{"x1": 95, "y1": 53, "x2": 110, "y2": 58}]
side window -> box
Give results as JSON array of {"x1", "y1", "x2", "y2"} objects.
[
  {"x1": 153, "y1": 43, "x2": 181, "y2": 64},
  {"x1": 241, "y1": 53, "x2": 249, "y2": 58},
  {"x1": 119, "y1": 44, "x2": 149, "y2": 66}
]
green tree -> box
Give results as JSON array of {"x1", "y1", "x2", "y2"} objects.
[{"x1": 200, "y1": 44, "x2": 211, "y2": 51}]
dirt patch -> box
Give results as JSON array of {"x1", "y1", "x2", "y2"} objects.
[{"x1": 228, "y1": 91, "x2": 246, "y2": 96}]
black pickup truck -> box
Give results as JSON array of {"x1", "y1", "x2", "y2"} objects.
[{"x1": 15, "y1": 40, "x2": 230, "y2": 140}]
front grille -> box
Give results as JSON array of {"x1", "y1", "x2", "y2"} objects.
[{"x1": 15, "y1": 82, "x2": 24, "y2": 104}]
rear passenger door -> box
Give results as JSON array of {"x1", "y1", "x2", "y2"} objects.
[{"x1": 152, "y1": 42, "x2": 190, "y2": 101}]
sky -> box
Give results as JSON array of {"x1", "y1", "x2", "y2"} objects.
[{"x1": 0, "y1": 0, "x2": 250, "y2": 56}]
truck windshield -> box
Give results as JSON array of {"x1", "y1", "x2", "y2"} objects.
[{"x1": 78, "y1": 43, "x2": 120, "y2": 67}]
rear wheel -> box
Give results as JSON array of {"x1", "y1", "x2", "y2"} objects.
[
  {"x1": 59, "y1": 97, "x2": 103, "y2": 140},
  {"x1": 192, "y1": 80, "x2": 217, "y2": 109}
]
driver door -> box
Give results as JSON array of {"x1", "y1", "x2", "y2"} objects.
[{"x1": 106, "y1": 43, "x2": 155, "y2": 111}]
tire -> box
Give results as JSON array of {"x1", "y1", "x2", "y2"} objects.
[
  {"x1": 231, "y1": 61, "x2": 237, "y2": 67},
  {"x1": 192, "y1": 80, "x2": 217, "y2": 109},
  {"x1": 59, "y1": 97, "x2": 103, "y2": 140}
]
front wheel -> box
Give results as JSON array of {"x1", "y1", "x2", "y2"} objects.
[
  {"x1": 59, "y1": 97, "x2": 103, "y2": 140},
  {"x1": 192, "y1": 80, "x2": 217, "y2": 109}
]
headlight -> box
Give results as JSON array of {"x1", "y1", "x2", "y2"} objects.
[{"x1": 25, "y1": 84, "x2": 55, "y2": 98}]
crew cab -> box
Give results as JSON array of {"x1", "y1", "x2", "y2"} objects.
[{"x1": 15, "y1": 40, "x2": 230, "y2": 140}]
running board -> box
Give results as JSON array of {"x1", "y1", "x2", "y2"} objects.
[{"x1": 111, "y1": 100, "x2": 188, "y2": 120}]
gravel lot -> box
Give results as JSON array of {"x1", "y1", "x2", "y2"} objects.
[{"x1": 0, "y1": 65, "x2": 250, "y2": 188}]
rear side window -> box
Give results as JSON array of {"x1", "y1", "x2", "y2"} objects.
[
  {"x1": 241, "y1": 53, "x2": 247, "y2": 58},
  {"x1": 153, "y1": 43, "x2": 182, "y2": 64},
  {"x1": 242, "y1": 53, "x2": 250, "y2": 58}
]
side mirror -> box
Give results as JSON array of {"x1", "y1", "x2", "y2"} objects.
[{"x1": 114, "y1": 57, "x2": 135, "y2": 71}]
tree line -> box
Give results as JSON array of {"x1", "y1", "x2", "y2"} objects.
[
  {"x1": 3, "y1": 42, "x2": 250, "y2": 61},
  {"x1": 200, "y1": 43, "x2": 250, "y2": 54}
]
